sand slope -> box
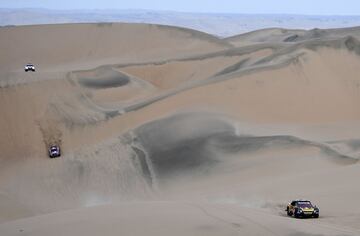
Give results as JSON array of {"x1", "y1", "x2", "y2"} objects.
[
  {"x1": 1, "y1": 23, "x2": 360, "y2": 235},
  {"x1": 0, "y1": 23, "x2": 231, "y2": 72},
  {"x1": 2, "y1": 202, "x2": 360, "y2": 236},
  {"x1": 226, "y1": 26, "x2": 360, "y2": 46}
]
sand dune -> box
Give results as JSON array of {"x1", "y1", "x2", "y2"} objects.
[
  {"x1": 2, "y1": 202, "x2": 360, "y2": 236},
  {"x1": 226, "y1": 28, "x2": 307, "y2": 46},
  {"x1": 226, "y1": 26, "x2": 360, "y2": 47},
  {"x1": 1, "y1": 23, "x2": 360, "y2": 235},
  {"x1": 0, "y1": 23, "x2": 230, "y2": 73}
]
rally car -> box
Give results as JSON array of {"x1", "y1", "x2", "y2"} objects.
[
  {"x1": 24, "y1": 64, "x2": 35, "y2": 72},
  {"x1": 48, "y1": 145, "x2": 61, "y2": 158},
  {"x1": 286, "y1": 200, "x2": 319, "y2": 218}
]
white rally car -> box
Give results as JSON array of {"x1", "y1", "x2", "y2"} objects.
[{"x1": 24, "y1": 64, "x2": 35, "y2": 72}]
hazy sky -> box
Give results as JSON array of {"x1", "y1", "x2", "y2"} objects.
[{"x1": 1, "y1": 0, "x2": 360, "y2": 15}]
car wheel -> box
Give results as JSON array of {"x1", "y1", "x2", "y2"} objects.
[
  {"x1": 286, "y1": 207, "x2": 292, "y2": 216},
  {"x1": 294, "y1": 209, "x2": 300, "y2": 218}
]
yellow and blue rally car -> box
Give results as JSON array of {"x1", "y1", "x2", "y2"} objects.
[{"x1": 286, "y1": 200, "x2": 319, "y2": 218}]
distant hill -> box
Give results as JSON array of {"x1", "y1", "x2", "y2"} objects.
[{"x1": 1, "y1": 8, "x2": 360, "y2": 37}]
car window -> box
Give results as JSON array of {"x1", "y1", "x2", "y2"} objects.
[{"x1": 297, "y1": 202, "x2": 313, "y2": 208}]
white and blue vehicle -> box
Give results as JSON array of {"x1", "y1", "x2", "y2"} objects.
[
  {"x1": 49, "y1": 145, "x2": 61, "y2": 158},
  {"x1": 24, "y1": 64, "x2": 35, "y2": 72}
]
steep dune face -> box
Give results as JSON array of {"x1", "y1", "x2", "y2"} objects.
[
  {"x1": 199, "y1": 48, "x2": 360, "y2": 123},
  {"x1": 129, "y1": 112, "x2": 356, "y2": 185},
  {"x1": 1, "y1": 23, "x2": 360, "y2": 235}
]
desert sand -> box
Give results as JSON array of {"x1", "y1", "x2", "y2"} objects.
[{"x1": 1, "y1": 23, "x2": 360, "y2": 235}]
